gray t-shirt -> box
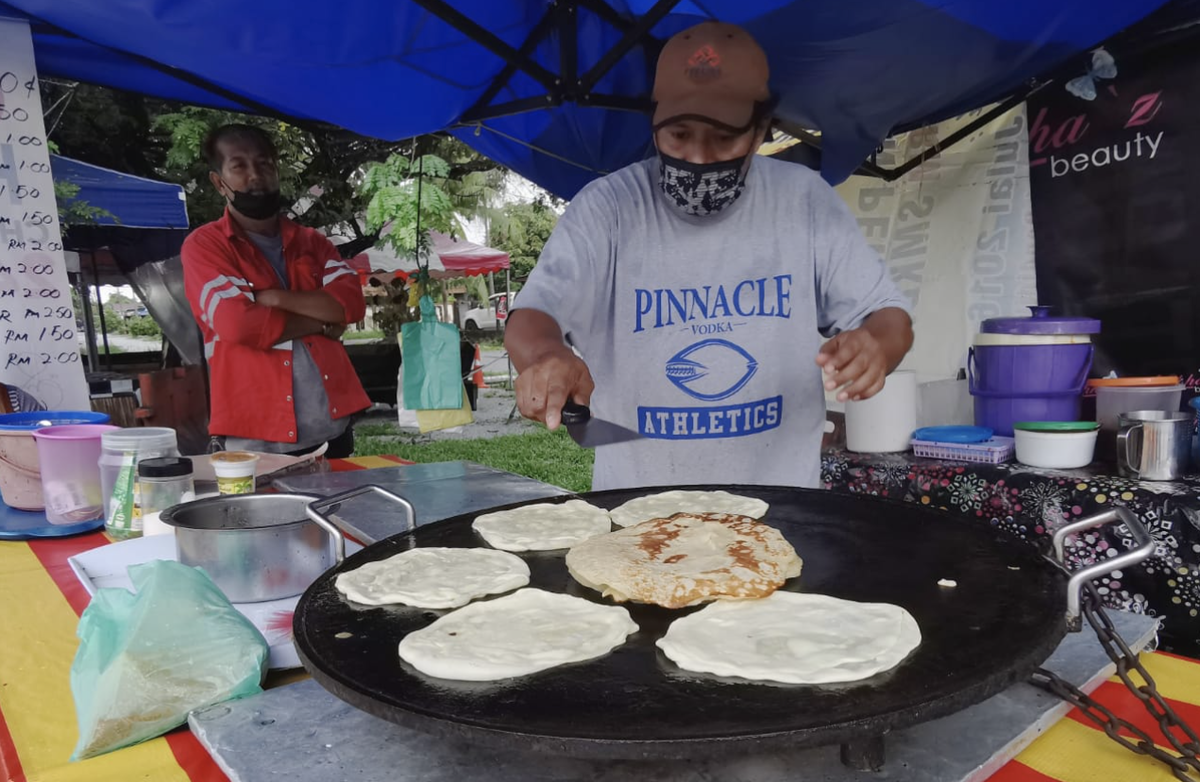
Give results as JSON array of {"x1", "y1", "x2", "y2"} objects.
[
  {"x1": 225, "y1": 232, "x2": 347, "y2": 454},
  {"x1": 513, "y1": 156, "x2": 910, "y2": 491}
]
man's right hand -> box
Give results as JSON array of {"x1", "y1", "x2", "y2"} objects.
[{"x1": 515, "y1": 347, "x2": 595, "y2": 431}]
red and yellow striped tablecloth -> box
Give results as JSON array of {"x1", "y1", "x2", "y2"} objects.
[{"x1": 1, "y1": 454, "x2": 1197, "y2": 782}]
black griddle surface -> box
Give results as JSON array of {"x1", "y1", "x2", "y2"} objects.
[{"x1": 294, "y1": 486, "x2": 1067, "y2": 759}]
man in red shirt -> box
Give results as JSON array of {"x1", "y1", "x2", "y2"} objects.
[{"x1": 182, "y1": 124, "x2": 370, "y2": 458}]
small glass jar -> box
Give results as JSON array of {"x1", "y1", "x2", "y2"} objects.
[{"x1": 137, "y1": 456, "x2": 196, "y2": 522}]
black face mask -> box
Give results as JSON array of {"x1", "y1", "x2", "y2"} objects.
[
  {"x1": 222, "y1": 180, "x2": 282, "y2": 220},
  {"x1": 658, "y1": 152, "x2": 750, "y2": 217}
]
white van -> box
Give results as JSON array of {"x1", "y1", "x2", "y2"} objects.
[{"x1": 463, "y1": 292, "x2": 508, "y2": 331}]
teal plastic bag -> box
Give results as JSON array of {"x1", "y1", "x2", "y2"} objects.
[
  {"x1": 401, "y1": 295, "x2": 464, "y2": 410},
  {"x1": 70, "y1": 560, "x2": 269, "y2": 760}
]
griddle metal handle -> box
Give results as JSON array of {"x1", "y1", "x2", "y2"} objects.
[
  {"x1": 1050, "y1": 506, "x2": 1154, "y2": 631},
  {"x1": 306, "y1": 485, "x2": 417, "y2": 564}
]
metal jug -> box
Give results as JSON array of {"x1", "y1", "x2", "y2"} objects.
[{"x1": 1116, "y1": 411, "x2": 1192, "y2": 481}]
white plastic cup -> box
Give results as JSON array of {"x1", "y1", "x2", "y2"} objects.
[
  {"x1": 844, "y1": 370, "x2": 918, "y2": 453},
  {"x1": 210, "y1": 452, "x2": 260, "y2": 495}
]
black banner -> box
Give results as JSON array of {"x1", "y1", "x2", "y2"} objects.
[{"x1": 1029, "y1": 38, "x2": 1200, "y2": 379}]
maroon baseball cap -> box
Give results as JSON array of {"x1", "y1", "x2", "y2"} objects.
[{"x1": 652, "y1": 22, "x2": 771, "y2": 130}]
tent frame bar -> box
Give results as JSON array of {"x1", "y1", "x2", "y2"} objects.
[
  {"x1": 774, "y1": 84, "x2": 1038, "y2": 182},
  {"x1": 576, "y1": 0, "x2": 677, "y2": 95},
  {"x1": 456, "y1": 0, "x2": 675, "y2": 125},
  {"x1": 465, "y1": 4, "x2": 561, "y2": 117},
  {"x1": 410, "y1": 0, "x2": 559, "y2": 90}
]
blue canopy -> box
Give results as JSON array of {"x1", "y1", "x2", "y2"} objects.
[
  {"x1": 49, "y1": 154, "x2": 188, "y2": 230},
  {"x1": 0, "y1": 1, "x2": 1180, "y2": 197}
]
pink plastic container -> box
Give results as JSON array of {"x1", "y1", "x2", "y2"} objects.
[{"x1": 32, "y1": 424, "x2": 118, "y2": 525}]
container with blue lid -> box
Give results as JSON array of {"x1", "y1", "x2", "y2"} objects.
[
  {"x1": 0, "y1": 411, "x2": 110, "y2": 430},
  {"x1": 912, "y1": 426, "x2": 994, "y2": 444},
  {"x1": 0, "y1": 411, "x2": 112, "y2": 519}
]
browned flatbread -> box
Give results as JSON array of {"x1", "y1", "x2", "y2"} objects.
[{"x1": 565, "y1": 512, "x2": 802, "y2": 609}]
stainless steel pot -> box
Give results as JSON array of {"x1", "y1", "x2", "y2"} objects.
[{"x1": 160, "y1": 485, "x2": 414, "y2": 603}]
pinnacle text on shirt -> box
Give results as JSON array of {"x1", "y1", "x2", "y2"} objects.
[{"x1": 633, "y1": 275, "x2": 792, "y2": 333}]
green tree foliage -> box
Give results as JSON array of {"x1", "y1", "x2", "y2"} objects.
[
  {"x1": 124, "y1": 315, "x2": 163, "y2": 338},
  {"x1": 488, "y1": 198, "x2": 560, "y2": 287},
  {"x1": 43, "y1": 82, "x2": 506, "y2": 258},
  {"x1": 360, "y1": 153, "x2": 458, "y2": 260}
]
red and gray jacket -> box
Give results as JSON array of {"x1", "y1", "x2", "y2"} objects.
[{"x1": 182, "y1": 209, "x2": 370, "y2": 443}]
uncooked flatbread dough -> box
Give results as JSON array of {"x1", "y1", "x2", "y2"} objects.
[
  {"x1": 472, "y1": 500, "x2": 613, "y2": 552},
  {"x1": 398, "y1": 588, "x2": 639, "y2": 681},
  {"x1": 656, "y1": 592, "x2": 921, "y2": 684},
  {"x1": 335, "y1": 547, "x2": 529, "y2": 609},
  {"x1": 566, "y1": 512, "x2": 802, "y2": 609},
  {"x1": 609, "y1": 490, "x2": 769, "y2": 528}
]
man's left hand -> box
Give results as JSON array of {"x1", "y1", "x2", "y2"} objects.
[
  {"x1": 323, "y1": 322, "x2": 346, "y2": 340},
  {"x1": 816, "y1": 328, "x2": 889, "y2": 402}
]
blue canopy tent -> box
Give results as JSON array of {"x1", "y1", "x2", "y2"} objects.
[
  {"x1": 0, "y1": 1, "x2": 1190, "y2": 199},
  {"x1": 50, "y1": 154, "x2": 190, "y2": 369},
  {"x1": 51, "y1": 154, "x2": 188, "y2": 231}
]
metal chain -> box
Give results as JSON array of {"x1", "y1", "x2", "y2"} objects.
[{"x1": 1030, "y1": 583, "x2": 1200, "y2": 781}]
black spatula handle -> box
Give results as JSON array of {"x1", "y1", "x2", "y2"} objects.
[{"x1": 561, "y1": 400, "x2": 591, "y2": 425}]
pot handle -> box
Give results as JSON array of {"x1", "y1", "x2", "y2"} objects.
[
  {"x1": 306, "y1": 485, "x2": 417, "y2": 564},
  {"x1": 1049, "y1": 506, "x2": 1154, "y2": 631}
]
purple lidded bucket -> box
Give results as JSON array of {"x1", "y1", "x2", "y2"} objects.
[{"x1": 969, "y1": 306, "x2": 1100, "y2": 436}]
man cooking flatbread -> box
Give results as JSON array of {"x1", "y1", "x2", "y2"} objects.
[{"x1": 506, "y1": 22, "x2": 913, "y2": 491}]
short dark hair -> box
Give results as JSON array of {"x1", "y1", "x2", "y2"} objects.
[{"x1": 202, "y1": 124, "x2": 277, "y2": 172}]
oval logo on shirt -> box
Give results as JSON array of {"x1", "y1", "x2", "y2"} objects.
[{"x1": 665, "y1": 338, "x2": 758, "y2": 401}]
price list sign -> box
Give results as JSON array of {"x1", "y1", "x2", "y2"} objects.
[{"x1": 0, "y1": 18, "x2": 88, "y2": 410}]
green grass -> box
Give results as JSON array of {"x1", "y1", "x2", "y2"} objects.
[
  {"x1": 353, "y1": 425, "x2": 594, "y2": 493},
  {"x1": 477, "y1": 337, "x2": 505, "y2": 351}
]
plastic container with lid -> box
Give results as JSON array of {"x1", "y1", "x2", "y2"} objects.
[
  {"x1": 968, "y1": 306, "x2": 1101, "y2": 436},
  {"x1": 32, "y1": 424, "x2": 118, "y2": 525},
  {"x1": 100, "y1": 427, "x2": 178, "y2": 538},
  {"x1": 137, "y1": 456, "x2": 195, "y2": 537},
  {"x1": 1012, "y1": 426, "x2": 1099, "y2": 469},
  {"x1": 210, "y1": 451, "x2": 260, "y2": 495},
  {"x1": 0, "y1": 411, "x2": 110, "y2": 510},
  {"x1": 1087, "y1": 377, "x2": 1185, "y2": 432}
]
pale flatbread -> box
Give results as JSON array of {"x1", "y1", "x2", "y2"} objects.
[
  {"x1": 609, "y1": 490, "x2": 769, "y2": 528},
  {"x1": 566, "y1": 512, "x2": 802, "y2": 609},
  {"x1": 335, "y1": 547, "x2": 529, "y2": 609},
  {"x1": 472, "y1": 500, "x2": 613, "y2": 552},
  {"x1": 656, "y1": 592, "x2": 922, "y2": 684},
  {"x1": 398, "y1": 588, "x2": 638, "y2": 681}
]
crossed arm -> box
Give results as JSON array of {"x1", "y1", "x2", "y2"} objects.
[{"x1": 256, "y1": 289, "x2": 347, "y2": 341}]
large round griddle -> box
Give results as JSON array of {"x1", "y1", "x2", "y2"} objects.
[{"x1": 293, "y1": 486, "x2": 1067, "y2": 759}]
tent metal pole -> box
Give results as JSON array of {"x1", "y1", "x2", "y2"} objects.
[
  {"x1": 558, "y1": 0, "x2": 577, "y2": 96},
  {"x1": 76, "y1": 275, "x2": 100, "y2": 373},
  {"x1": 88, "y1": 252, "x2": 113, "y2": 370},
  {"x1": 505, "y1": 266, "x2": 512, "y2": 391}
]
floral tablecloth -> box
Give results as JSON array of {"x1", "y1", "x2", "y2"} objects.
[{"x1": 821, "y1": 450, "x2": 1200, "y2": 658}]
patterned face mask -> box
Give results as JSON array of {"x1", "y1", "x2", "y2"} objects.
[{"x1": 658, "y1": 152, "x2": 749, "y2": 216}]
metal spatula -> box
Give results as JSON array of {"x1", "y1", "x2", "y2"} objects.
[{"x1": 561, "y1": 401, "x2": 642, "y2": 448}]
